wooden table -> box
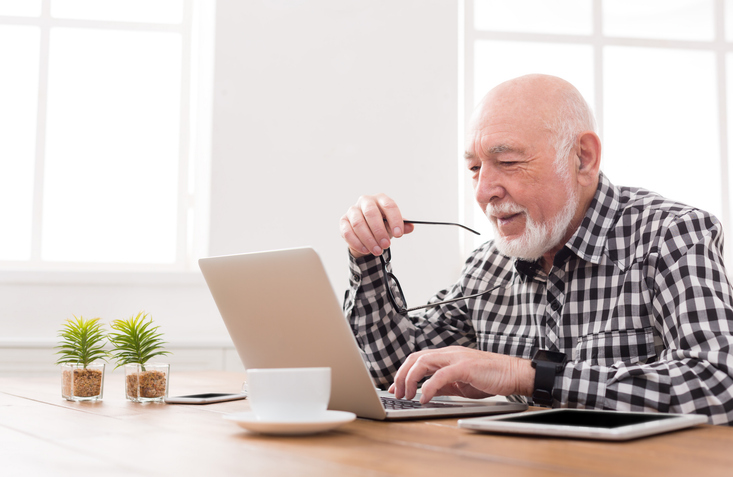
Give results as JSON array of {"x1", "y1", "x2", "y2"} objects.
[{"x1": 2, "y1": 371, "x2": 732, "y2": 476}]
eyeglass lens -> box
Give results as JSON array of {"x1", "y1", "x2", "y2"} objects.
[{"x1": 385, "y1": 273, "x2": 406, "y2": 309}]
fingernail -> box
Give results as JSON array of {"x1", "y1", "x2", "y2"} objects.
[
  {"x1": 361, "y1": 246, "x2": 369, "y2": 254},
  {"x1": 394, "y1": 227, "x2": 402, "y2": 237},
  {"x1": 379, "y1": 239, "x2": 390, "y2": 248},
  {"x1": 372, "y1": 246, "x2": 382, "y2": 255}
]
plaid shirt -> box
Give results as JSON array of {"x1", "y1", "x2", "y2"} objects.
[{"x1": 343, "y1": 173, "x2": 733, "y2": 424}]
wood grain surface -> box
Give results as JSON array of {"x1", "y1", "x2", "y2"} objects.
[{"x1": 1, "y1": 371, "x2": 730, "y2": 477}]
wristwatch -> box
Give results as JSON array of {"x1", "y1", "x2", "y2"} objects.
[{"x1": 531, "y1": 349, "x2": 567, "y2": 407}]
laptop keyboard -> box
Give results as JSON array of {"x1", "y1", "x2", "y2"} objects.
[{"x1": 381, "y1": 396, "x2": 462, "y2": 410}]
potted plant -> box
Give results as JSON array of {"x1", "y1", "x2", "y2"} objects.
[
  {"x1": 55, "y1": 316, "x2": 107, "y2": 402},
  {"x1": 109, "y1": 312, "x2": 171, "y2": 403}
]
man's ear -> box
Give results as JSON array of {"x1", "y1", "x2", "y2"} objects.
[{"x1": 576, "y1": 131, "x2": 601, "y2": 186}]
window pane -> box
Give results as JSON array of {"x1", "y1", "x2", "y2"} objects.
[
  {"x1": 43, "y1": 28, "x2": 182, "y2": 264},
  {"x1": 603, "y1": 0, "x2": 714, "y2": 41},
  {"x1": 726, "y1": 0, "x2": 733, "y2": 42},
  {"x1": 0, "y1": 0, "x2": 41, "y2": 16},
  {"x1": 0, "y1": 26, "x2": 39, "y2": 261},
  {"x1": 472, "y1": 40, "x2": 595, "y2": 247},
  {"x1": 474, "y1": 0, "x2": 592, "y2": 35},
  {"x1": 727, "y1": 54, "x2": 733, "y2": 213},
  {"x1": 51, "y1": 0, "x2": 184, "y2": 24},
  {"x1": 604, "y1": 47, "x2": 720, "y2": 220},
  {"x1": 474, "y1": 41, "x2": 594, "y2": 106}
]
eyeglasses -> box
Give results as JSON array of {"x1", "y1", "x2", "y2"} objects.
[{"x1": 379, "y1": 219, "x2": 513, "y2": 315}]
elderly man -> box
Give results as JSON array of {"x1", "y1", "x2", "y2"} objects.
[{"x1": 339, "y1": 74, "x2": 733, "y2": 424}]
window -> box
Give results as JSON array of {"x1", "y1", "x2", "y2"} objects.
[
  {"x1": 463, "y1": 0, "x2": 732, "y2": 266},
  {"x1": 0, "y1": 0, "x2": 214, "y2": 271}
]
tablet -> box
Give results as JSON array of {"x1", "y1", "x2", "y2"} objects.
[{"x1": 458, "y1": 409, "x2": 708, "y2": 441}]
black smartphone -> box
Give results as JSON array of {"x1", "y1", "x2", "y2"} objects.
[{"x1": 164, "y1": 392, "x2": 247, "y2": 404}]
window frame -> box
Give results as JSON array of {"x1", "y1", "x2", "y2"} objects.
[
  {"x1": 461, "y1": 0, "x2": 732, "y2": 266},
  {"x1": 0, "y1": 0, "x2": 213, "y2": 273}
]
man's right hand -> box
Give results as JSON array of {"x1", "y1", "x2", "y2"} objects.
[{"x1": 339, "y1": 194, "x2": 414, "y2": 258}]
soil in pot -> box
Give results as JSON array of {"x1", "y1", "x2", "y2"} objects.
[
  {"x1": 62, "y1": 367, "x2": 103, "y2": 397},
  {"x1": 126, "y1": 370, "x2": 167, "y2": 399}
]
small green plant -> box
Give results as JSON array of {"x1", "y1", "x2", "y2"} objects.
[
  {"x1": 55, "y1": 316, "x2": 108, "y2": 368},
  {"x1": 108, "y1": 311, "x2": 170, "y2": 371}
]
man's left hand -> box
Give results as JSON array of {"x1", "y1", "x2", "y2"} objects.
[{"x1": 388, "y1": 346, "x2": 535, "y2": 404}]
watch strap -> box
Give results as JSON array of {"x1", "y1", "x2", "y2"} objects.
[{"x1": 532, "y1": 360, "x2": 557, "y2": 406}]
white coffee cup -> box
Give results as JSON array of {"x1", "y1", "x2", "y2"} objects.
[{"x1": 246, "y1": 367, "x2": 331, "y2": 421}]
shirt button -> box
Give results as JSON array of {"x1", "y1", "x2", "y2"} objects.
[{"x1": 550, "y1": 300, "x2": 561, "y2": 311}]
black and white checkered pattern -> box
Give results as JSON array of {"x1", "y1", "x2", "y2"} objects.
[{"x1": 343, "y1": 173, "x2": 733, "y2": 424}]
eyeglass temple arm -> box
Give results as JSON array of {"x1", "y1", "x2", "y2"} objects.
[
  {"x1": 402, "y1": 287, "x2": 497, "y2": 313},
  {"x1": 401, "y1": 275, "x2": 517, "y2": 314},
  {"x1": 403, "y1": 219, "x2": 481, "y2": 236}
]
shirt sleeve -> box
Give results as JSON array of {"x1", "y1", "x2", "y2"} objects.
[
  {"x1": 554, "y1": 210, "x2": 733, "y2": 424},
  {"x1": 343, "y1": 251, "x2": 478, "y2": 388}
]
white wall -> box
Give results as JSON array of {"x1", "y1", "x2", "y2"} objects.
[
  {"x1": 208, "y1": 0, "x2": 462, "y2": 298},
  {"x1": 0, "y1": 0, "x2": 462, "y2": 373}
]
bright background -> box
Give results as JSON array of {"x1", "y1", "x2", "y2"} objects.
[{"x1": 2, "y1": 0, "x2": 731, "y2": 374}]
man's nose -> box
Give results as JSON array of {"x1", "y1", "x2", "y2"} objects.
[{"x1": 474, "y1": 167, "x2": 504, "y2": 205}]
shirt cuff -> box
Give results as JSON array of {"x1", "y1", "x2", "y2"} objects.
[
  {"x1": 554, "y1": 361, "x2": 609, "y2": 409},
  {"x1": 343, "y1": 251, "x2": 381, "y2": 315}
]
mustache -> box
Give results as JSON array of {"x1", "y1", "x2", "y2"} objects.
[{"x1": 485, "y1": 201, "x2": 527, "y2": 217}]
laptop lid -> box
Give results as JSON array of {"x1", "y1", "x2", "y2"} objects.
[
  {"x1": 199, "y1": 247, "x2": 527, "y2": 420},
  {"x1": 199, "y1": 247, "x2": 388, "y2": 419}
]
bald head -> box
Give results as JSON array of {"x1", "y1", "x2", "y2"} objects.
[
  {"x1": 471, "y1": 75, "x2": 597, "y2": 175},
  {"x1": 477, "y1": 75, "x2": 595, "y2": 130}
]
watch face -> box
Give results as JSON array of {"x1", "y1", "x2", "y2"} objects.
[{"x1": 533, "y1": 349, "x2": 567, "y2": 364}]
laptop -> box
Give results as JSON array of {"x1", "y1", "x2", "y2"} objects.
[{"x1": 198, "y1": 247, "x2": 527, "y2": 420}]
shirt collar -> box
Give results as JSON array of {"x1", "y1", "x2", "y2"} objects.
[
  {"x1": 512, "y1": 172, "x2": 619, "y2": 277},
  {"x1": 564, "y1": 172, "x2": 619, "y2": 265}
]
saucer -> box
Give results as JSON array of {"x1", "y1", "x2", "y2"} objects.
[{"x1": 223, "y1": 410, "x2": 356, "y2": 436}]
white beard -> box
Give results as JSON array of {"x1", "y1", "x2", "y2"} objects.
[{"x1": 486, "y1": 186, "x2": 578, "y2": 261}]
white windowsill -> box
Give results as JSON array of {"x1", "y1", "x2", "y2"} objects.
[
  {"x1": 0, "y1": 270, "x2": 207, "y2": 286},
  {"x1": 0, "y1": 338, "x2": 234, "y2": 349}
]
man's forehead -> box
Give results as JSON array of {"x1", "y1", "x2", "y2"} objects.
[
  {"x1": 464, "y1": 121, "x2": 523, "y2": 154},
  {"x1": 465, "y1": 107, "x2": 553, "y2": 158},
  {"x1": 467, "y1": 85, "x2": 554, "y2": 137}
]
